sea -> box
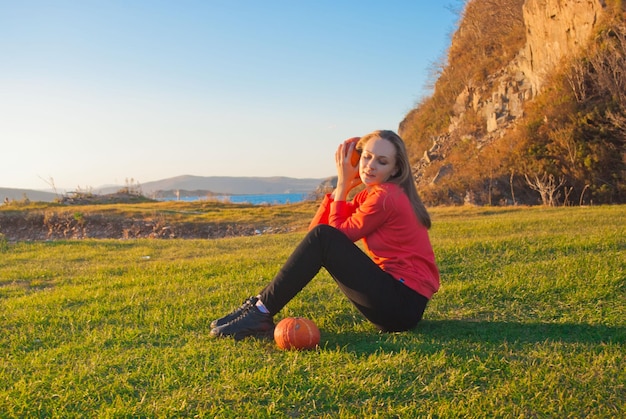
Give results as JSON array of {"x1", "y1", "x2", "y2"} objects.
[{"x1": 157, "y1": 192, "x2": 309, "y2": 205}]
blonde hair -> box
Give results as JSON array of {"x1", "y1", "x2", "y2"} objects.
[{"x1": 357, "y1": 130, "x2": 431, "y2": 229}]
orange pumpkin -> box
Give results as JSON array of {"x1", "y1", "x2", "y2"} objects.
[
  {"x1": 274, "y1": 317, "x2": 320, "y2": 350},
  {"x1": 350, "y1": 147, "x2": 361, "y2": 167},
  {"x1": 346, "y1": 136, "x2": 361, "y2": 167}
]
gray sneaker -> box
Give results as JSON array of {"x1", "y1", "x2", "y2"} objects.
[{"x1": 210, "y1": 305, "x2": 275, "y2": 340}]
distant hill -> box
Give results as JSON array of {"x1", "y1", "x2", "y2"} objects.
[
  {"x1": 0, "y1": 188, "x2": 59, "y2": 203},
  {"x1": 1, "y1": 176, "x2": 327, "y2": 203},
  {"x1": 99, "y1": 175, "x2": 326, "y2": 197}
]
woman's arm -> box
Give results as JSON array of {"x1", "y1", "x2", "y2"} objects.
[
  {"x1": 309, "y1": 137, "x2": 362, "y2": 230},
  {"x1": 308, "y1": 193, "x2": 333, "y2": 229},
  {"x1": 329, "y1": 187, "x2": 388, "y2": 241}
]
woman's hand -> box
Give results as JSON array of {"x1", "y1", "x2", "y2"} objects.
[{"x1": 333, "y1": 137, "x2": 362, "y2": 201}]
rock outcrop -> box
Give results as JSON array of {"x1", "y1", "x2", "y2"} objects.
[
  {"x1": 452, "y1": 0, "x2": 606, "y2": 137},
  {"x1": 410, "y1": 0, "x2": 610, "y2": 197},
  {"x1": 518, "y1": 0, "x2": 606, "y2": 94}
]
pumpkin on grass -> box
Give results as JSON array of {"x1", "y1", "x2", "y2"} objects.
[{"x1": 274, "y1": 317, "x2": 320, "y2": 350}]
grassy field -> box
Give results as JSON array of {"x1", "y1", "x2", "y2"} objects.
[{"x1": 1, "y1": 204, "x2": 624, "y2": 418}]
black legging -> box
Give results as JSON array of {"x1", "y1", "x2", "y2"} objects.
[{"x1": 259, "y1": 224, "x2": 428, "y2": 332}]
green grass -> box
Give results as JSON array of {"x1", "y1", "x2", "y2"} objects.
[{"x1": 1, "y1": 205, "x2": 624, "y2": 418}]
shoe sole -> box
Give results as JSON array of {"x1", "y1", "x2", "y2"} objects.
[
  {"x1": 233, "y1": 327, "x2": 275, "y2": 341},
  {"x1": 209, "y1": 326, "x2": 274, "y2": 341}
]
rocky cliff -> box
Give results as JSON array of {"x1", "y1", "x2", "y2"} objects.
[
  {"x1": 519, "y1": 0, "x2": 605, "y2": 93},
  {"x1": 402, "y1": 0, "x2": 625, "y2": 205},
  {"x1": 450, "y1": 0, "x2": 605, "y2": 138}
]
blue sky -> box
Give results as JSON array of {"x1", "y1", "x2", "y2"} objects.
[{"x1": 1, "y1": 1, "x2": 460, "y2": 191}]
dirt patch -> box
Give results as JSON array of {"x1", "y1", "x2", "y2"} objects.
[{"x1": 0, "y1": 211, "x2": 296, "y2": 241}]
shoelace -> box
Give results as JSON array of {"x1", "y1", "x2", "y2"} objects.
[{"x1": 223, "y1": 299, "x2": 258, "y2": 326}]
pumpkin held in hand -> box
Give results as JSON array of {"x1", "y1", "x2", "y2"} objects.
[
  {"x1": 350, "y1": 146, "x2": 361, "y2": 167},
  {"x1": 346, "y1": 137, "x2": 361, "y2": 167},
  {"x1": 274, "y1": 317, "x2": 320, "y2": 350}
]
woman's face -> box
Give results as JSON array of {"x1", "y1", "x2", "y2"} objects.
[{"x1": 359, "y1": 137, "x2": 398, "y2": 187}]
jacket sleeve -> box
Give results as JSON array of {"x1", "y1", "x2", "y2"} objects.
[
  {"x1": 308, "y1": 194, "x2": 333, "y2": 230},
  {"x1": 328, "y1": 188, "x2": 389, "y2": 241}
]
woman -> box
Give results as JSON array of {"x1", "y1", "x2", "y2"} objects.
[{"x1": 210, "y1": 130, "x2": 439, "y2": 340}]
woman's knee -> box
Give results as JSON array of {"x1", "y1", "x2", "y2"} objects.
[
  {"x1": 310, "y1": 224, "x2": 334, "y2": 234},
  {"x1": 310, "y1": 224, "x2": 345, "y2": 240}
]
